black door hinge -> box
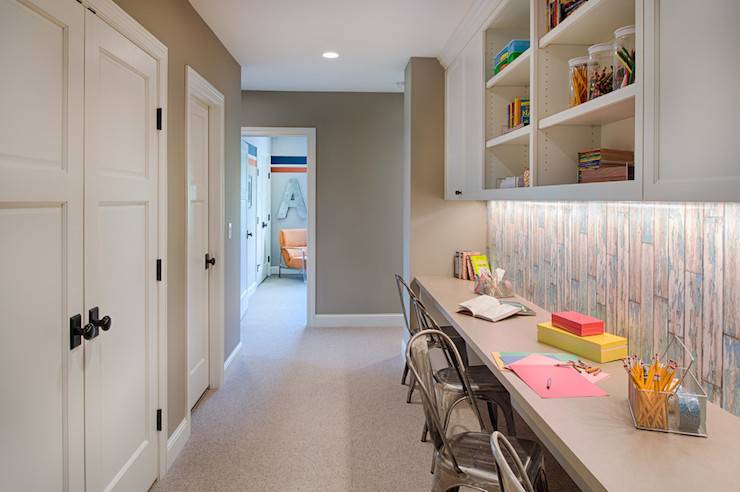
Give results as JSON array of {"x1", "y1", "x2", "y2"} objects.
[
  {"x1": 156, "y1": 108, "x2": 162, "y2": 130},
  {"x1": 268, "y1": 172, "x2": 271, "y2": 179},
  {"x1": 267, "y1": 255, "x2": 271, "y2": 263},
  {"x1": 156, "y1": 409, "x2": 162, "y2": 431},
  {"x1": 267, "y1": 213, "x2": 270, "y2": 221},
  {"x1": 156, "y1": 259, "x2": 162, "y2": 281}
]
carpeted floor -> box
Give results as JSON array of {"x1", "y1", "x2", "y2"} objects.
[
  {"x1": 152, "y1": 276, "x2": 579, "y2": 491},
  {"x1": 152, "y1": 276, "x2": 434, "y2": 491}
]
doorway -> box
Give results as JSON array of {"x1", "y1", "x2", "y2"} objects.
[
  {"x1": 240, "y1": 128, "x2": 316, "y2": 325},
  {"x1": 185, "y1": 66, "x2": 226, "y2": 417}
]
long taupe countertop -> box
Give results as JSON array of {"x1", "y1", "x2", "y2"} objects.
[{"x1": 415, "y1": 275, "x2": 739, "y2": 492}]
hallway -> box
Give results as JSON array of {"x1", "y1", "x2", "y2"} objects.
[{"x1": 153, "y1": 276, "x2": 432, "y2": 491}]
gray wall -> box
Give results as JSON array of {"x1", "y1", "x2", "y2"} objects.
[
  {"x1": 113, "y1": 0, "x2": 242, "y2": 436},
  {"x1": 404, "y1": 58, "x2": 487, "y2": 279},
  {"x1": 242, "y1": 91, "x2": 404, "y2": 314}
]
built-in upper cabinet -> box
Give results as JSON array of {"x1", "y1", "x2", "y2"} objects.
[
  {"x1": 445, "y1": 30, "x2": 484, "y2": 199},
  {"x1": 444, "y1": 0, "x2": 740, "y2": 202}
]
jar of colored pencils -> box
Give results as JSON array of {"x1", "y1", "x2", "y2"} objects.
[
  {"x1": 587, "y1": 42, "x2": 613, "y2": 100},
  {"x1": 568, "y1": 56, "x2": 588, "y2": 107},
  {"x1": 613, "y1": 25, "x2": 636, "y2": 90}
]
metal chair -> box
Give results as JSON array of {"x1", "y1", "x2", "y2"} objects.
[
  {"x1": 406, "y1": 330, "x2": 546, "y2": 492},
  {"x1": 394, "y1": 274, "x2": 469, "y2": 405},
  {"x1": 491, "y1": 431, "x2": 549, "y2": 492},
  {"x1": 413, "y1": 299, "x2": 517, "y2": 437}
]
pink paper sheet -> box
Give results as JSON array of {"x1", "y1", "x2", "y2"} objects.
[
  {"x1": 508, "y1": 364, "x2": 608, "y2": 399},
  {"x1": 507, "y1": 354, "x2": 610, "y2": 384}
]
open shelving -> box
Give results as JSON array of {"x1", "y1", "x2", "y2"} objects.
[{"x1": 473, "y1": 0, "x2": 639, "y2": 199}]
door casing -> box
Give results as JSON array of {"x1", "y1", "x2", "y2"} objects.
[{"x1": 184, "y1": 65, "x2": 226, "y2": 445}]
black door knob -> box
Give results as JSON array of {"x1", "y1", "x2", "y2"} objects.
[
  {"x1": 89, "y1": 306, "x2": 112, "y2": 332},
  {"x1": 82, "y1": 323, "x2": 99, "y2": 340},
  {"x1": 205, "y1": 253, "x2": 216, "y2": 269},
  {"x1": 261, "y1": 222, "x2": 268, "y2": 228},
  {"x1": 70, "y1": 313, "x2": 99, "y2": 349}
]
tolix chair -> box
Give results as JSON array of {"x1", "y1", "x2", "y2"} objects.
[
  {"x1": 394, "y1": 274, "x2": 469, "y2": 405},
  {"x1": 406, "y1": 329, "x2": 547, "y2": 492}
]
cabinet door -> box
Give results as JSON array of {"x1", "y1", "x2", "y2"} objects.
[
  {"x1": 445, "y1": 30, "x2": 485, "y2": 200},
  {"x1": 462, "y1": 29, "x2": 485, "y2": 195},
  {"x1": 643, "y1": 0, "x2": 740, "y2": 202},
  {"x1": 445, "y1": 55, "x2": 466, "y2": 199}
]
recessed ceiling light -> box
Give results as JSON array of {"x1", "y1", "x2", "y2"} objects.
[{"x1": 322, "y1": 51, "x2": 339, "y2": 59}]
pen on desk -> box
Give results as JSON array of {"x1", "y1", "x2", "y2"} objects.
[{"x1": 546, "y1": 377, "x2": 552, "y2": 390}]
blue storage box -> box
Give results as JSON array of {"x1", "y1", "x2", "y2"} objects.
[{"x1": 493, "y1": 39, "x2": 531, "y2": 65}]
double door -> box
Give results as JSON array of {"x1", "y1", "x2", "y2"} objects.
[{"x1": 0, "y1": 0, "x2": 161, "y2": 490}]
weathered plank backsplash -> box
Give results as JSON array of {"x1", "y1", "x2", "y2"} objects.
[{"x1": 487, "y1": 201, "x2": 739, "y2": 416}]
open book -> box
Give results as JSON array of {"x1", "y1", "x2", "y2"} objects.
[{"x1": 457, "y1": 295, "x2": 522, "y2": 322}]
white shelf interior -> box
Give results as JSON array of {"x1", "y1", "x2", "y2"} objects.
[
  {"x1": 486, "y1": 125, "x2": 530, "y2": 147},
  {"x1": 539, "y1": 85, "x2": 636, "y2": 128},
  {"x1": 539, "y1": 0, "x2": 635, "y2": 48},
  {"x1": 486, "y1": 48, "x2": 531, "y2": 88}
]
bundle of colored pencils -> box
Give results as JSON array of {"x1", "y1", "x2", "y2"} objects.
[
  {"x1": 614, "y1": 46, "x2": 635, "y2": 89},
  {"x1": 623, "y1": 354, "x2": 679, "y2": 393}
]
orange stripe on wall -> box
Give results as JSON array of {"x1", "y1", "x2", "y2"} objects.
[{"x1": 271, "y1": 166, "x2": 307, "y2": 173}]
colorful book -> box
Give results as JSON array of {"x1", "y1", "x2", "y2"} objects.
[
  {"x1": 537, "y1": 322, "x2": 628, "y2": 363},
  {"x1": 470, "y1": 255, "x2": 491, "y2": 276}
]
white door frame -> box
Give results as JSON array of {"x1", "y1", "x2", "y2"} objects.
[
  {"x1": 241, "y1": 127, "x2": 316, "y2": 326},
  {"x1": 185, "y1": 66, "x2": 225, "y2": 420},
  {"x1": 83, "y1": 0, "x2": 169, "y2": 480}
]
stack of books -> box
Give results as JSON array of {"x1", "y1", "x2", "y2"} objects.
[
  {"x1": 546, "y1": 0, "x2": 589, "y2": 32},
  {"x1": 505, "y1": 97, "x2": 530, "y2": 132},
  {"x1": 577, "y1": 148, "x2": 634, "y2": 183},
  {"x1": 453, "y1": 251, "x2": 490, "y2": 280}
]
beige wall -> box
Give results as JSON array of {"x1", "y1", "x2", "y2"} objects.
[
  {"x1": 113, "y1": 0, "x2": 242, "y2": 436},
  {"x1": 242, "y1": 91, "x2": 405, "y2": 314},
  {"x1": 405, "y1": 58, "x2": 487, "y2": 280}
]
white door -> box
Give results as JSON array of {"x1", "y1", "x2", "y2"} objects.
[
  {"x1": 84, "y1": 11, "x2": 159, "y2": 492},
  {"x1": 246, "y1": 153, "x2": 258, "y2": 291},
  {"x1": 0, "y1": 0, "x2": 85, "y2": 490},
  {"x1": 240, "y1": 141, "x2": 248, "y2": 318},
  {"x1": 256, "y1": 150, "x2": 271, "y2": 282},
  {"x1": 188, "y1": 95, "x2": 210, "y2": 409}
]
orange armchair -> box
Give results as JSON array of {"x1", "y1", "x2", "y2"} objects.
[{"x1": 278, "y1": 228, "x2": 307, "y2": 280}]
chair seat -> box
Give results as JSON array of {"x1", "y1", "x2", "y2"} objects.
[
  {"x1": 436, "y1": 365, "x2": 507, "y2": 393},
  {"x1": 445, "y1": 432, "x2": 542, "y2": 483}
]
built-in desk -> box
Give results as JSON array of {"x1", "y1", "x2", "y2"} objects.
[{"x1": 416, "y1": 275, "x2": 740, "y2": 492}]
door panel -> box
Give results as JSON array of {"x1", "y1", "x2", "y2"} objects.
[
  {"x1": 188, "y1": 96, "x2": 210, "y2": 409},
  {"x1": 84, "y1": 10, "x2": 158, "y2": 492},
  {"x1": 0, "y1": 0, "x2": 85, "y2": 490},
  {"x1": 247, "y1": 165, "x2": 257, "y2": 290}
]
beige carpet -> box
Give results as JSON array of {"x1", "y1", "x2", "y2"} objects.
[
  {"x1": 152, "y1": 276, "x2": 434, "y2": 491},
  {"x1": 152, "y1": 276, "x2": 579, "y2": 491}
]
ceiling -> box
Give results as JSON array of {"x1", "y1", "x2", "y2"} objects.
[{"x1": 188, "y1": 0, "x2": 475, "y2": 92}]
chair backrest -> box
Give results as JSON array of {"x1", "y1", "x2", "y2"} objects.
[
  {"x1": 406, "y1": 328, "x2": 484, "y2": 472},
  {"x1": 490, "y1": 431, "x2": 535, "y2": 492},
  {"x1": 279, "y1": 228, "x2": 307, "y2": 248},
  {"x1": 394, "y1": 274, "x2": 419, "y2": 336}
]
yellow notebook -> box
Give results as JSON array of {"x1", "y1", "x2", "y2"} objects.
[{"x1": 537, "y1": 322, "x2": 627, "y2": 363}]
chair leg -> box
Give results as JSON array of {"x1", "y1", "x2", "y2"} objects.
[
  {"x1": 502, "y1": 403, "x2": 516, "y2": 435},
  {"x1": 486, "y1": 400, "x2": 498, "y2": 432},
  {"x1": 420, "y1": 421, "x2": 428, "y2": 442},
  {"x1": 406, "y1": 377, "x2": 416, "y2": 403},
  {"x1": 401, "y1": 362, "x2": 409, "y2": 385},
  {"x1": 278, "y1": 265, "x2": 281, "y2": 278}
]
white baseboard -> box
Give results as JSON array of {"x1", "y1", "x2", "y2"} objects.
[
  {"x1": 224, "y1": 341, "x2": 242, "y2": 372},
  {"x1": 240, "y1": 289, "x2": 248, "y2": 319},
  {"x1": 247, "y1": 282, "x2": 257, "y2": 297},
  {"x1": 166, "y1": 417, "x2": 190, "y2": 470},
  {"x1": 311, "y1": 313, "x2": 403, "y2": 328},
  {"x1": 270, "y1": 265, "x2": 280, "y2": 275}
]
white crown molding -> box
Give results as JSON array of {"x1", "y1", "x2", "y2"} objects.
[
  {"x1": 439, "y1": 0, "x2": 501, "y2": 68},
  {"x1": 83, "y1": 0, "x2": 167, "y2": 59}
]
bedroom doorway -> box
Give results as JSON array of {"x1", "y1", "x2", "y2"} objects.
[{"x1": 240, "y1": 127, "x2": 315, "y2": 326}]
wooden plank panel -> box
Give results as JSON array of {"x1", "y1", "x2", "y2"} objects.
[
  {"x1": 668, "y1": 205, "x2": 686, "y2": 338},
  {"x1": 722, "y1": 335, "x2": 739, "y2": 416},
  {"x1": 685, "y1": 203, "x2": 703, "y2": 274},
  {"x1": 702, "y1": 216, "x2": 724, "y2": 386},
  {"x1": 628, "y1": 205, "x2": 642, "y2": 303},
  {"x1": 685, "y1": 272, "x2": 703, "y2": 373},
  {"x1": 653, "y1": 296, "x2": 669, "y2": 356},
  {"x1": 653, "y1": 205, "x2": 669, "y2": 298},
  {"x1": 725, "y1": 203, "x2": 739, "y2": 339},
  {"x1": 641, "y1": 243, "x2": 654, "y2": 357},
  {"x1": 703, "y1": 381, "x2": 722, "y2": 406},
  {"x1": 606, "y1": 254, "x2": 620, "y2": 335},
  {"x1": 616, "y1": 205, "x2": 630, "y2": 338},
  {"x1": 628, "y1": 301, "x2": 642, "y2": 357}
]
